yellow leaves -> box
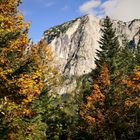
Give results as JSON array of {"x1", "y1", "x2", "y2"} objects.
[
  {"x1": 32, "y1": 70, "x2": 42, "y2": 79},
  {"x1": 16, "y1": 13, "x2": 24, "y2": 21},
  {"x1": 17, "y1": 71, "x2": 44, "y2": 103},
  {"x1": 9, "y1": 33, "x2": 28, "y2": 48},
  {"x1": 23, "y1": 109, "x2": 33, "y2": 116},
  {"x1": 28, "y1": 39, "x2": 61, "y2": 89},
  {"x1": 0, "y1": 1, "x2": 53, "y2": 139},
  {"x1": 30, "y1": 39, "x2": 54, "y2": 68},
  {"x1": 85, "y1": 115, "x2": 96, "y2": 124},
  {"x1": 0, "y1": 68, "x2": 13, "y2": 81},
  {"x1": 0, "y1": 15, "x2": 4, "y2": 22},
  {"x1": 0, "y1": 1, "x2": 30, "y2": 48},
  {"x1": 0, "y1": 0, "x2": 30, "y2": 73},
  {"x1": 134, "y1": 66, "x2": 140, "y2": 76},
  {"x1": 0, "y1": 2, "x2": 60, "y2": 140},
  {"x1": 24, "y1": 22, "x2": 31, "y2": 29},
  {"x1": 125, "y1": 96, "x2": 140, "y2": 109},
  {"x1": 6, "y1": 101, "x2": 19, "y2": 112},
  {"x1": 0, "y1": 0, "x2": 19, "y2": 16}
]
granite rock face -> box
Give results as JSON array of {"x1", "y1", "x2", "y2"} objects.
[{"x1": 43, "y1": 14, "x2": 140, "y2": 77}]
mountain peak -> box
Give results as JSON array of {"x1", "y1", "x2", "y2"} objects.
[
  {"x1": 84, "y1": 14, "x2": 98, "y2": 19},
  {"x1": 43, "y1": 16, "x2": 140, "y2": 77}
]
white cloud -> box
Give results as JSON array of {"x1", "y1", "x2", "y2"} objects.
[
  {"x1": 80, "y1": 0, "x2": 101, "y2": 14},
  {"x1": 79, "y1": 0, "x2": 140, "y2": 21},
  {"x1": 101, "y1": 0, "x2": 140, "y2": 21}
]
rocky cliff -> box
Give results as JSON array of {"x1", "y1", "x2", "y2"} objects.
[{"x1": 43, "y1": 14, "x2": 140, "y2": 77}]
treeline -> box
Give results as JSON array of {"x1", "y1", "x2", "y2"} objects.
[{"x1": 0, "y1": 1, "x2": 139, "y2": 140}]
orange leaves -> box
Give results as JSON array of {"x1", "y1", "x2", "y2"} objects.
[
  {"x1": 17, "y1": 71, "x2": 44, "y2": 103},
  {"x1": 123, "y1": 66, "x2": 140, "y2": 93},
  {"x1": 29, "y1": 39, "x2": 60, "y2": 87},
  {"x1": 9, "y1": 33, "x2": 29, "y2": 56},
  {"x1": 85, "y1": 115, "x2": 96, "y2": 124},
  {"x1": 23, "y1": 108, "x2": 33, "y2": 116},
  {"x1": 87, "y1": 84, "x2": 105, "y2": 108},
  {"x1": 0, "y1": 0, "x2": 30, "y2": 72},
  {"x1": 16, "y1": 13, "x2": 23, "y2": 20},
  {"x1": 81, "y1": 84, "x2": 105, "y2": 125},
  {"x1": 80, "y1": 64, "x2": 110, "y2": 126},
  {"x1": 0, "y1": 0, "x2": 52, "y2": 105},
  {"x1": 123, "y1": 66, "x2": 140, "y2": 109},
  {"x1": 0, "y1": 0, "x2": 30, "y2": 48},
  {"x1": 30, "y1": 39, "x2": 54, "y2": 66},
  {"x1": 0, "y1": 0, "x2": 17, "y2": 15},
  {"x1": 0, "y1": 1, "x2": 58, "y2": 139},
  {"x1": 125, "y1": 97, "x2": 140, "y2": 109},
  {"x1": 80, "y1": 104, "x2": 96, "y2": 125},
  {"x1": 83, "y1": 64, "x2": 140, "y2": 136},
  {"x1": 98, "y1": 63, "x2": 110, "y2": 86}
]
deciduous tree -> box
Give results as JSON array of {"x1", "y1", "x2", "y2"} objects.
[{"x1": 0, "y1": 1, "x2": 59, "y2": 139}]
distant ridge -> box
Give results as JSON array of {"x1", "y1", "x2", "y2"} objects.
[{"x1": 43, "y1": 14, "x2": 140, "y2": 77}]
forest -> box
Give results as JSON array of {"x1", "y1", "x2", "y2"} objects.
[{"x1": 0, "y1": 0, "x2": 139, "y2": 140}]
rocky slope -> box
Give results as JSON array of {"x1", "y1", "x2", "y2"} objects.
[{"x1": 43, "y1": 14, "x2": 140, "y2": 77}]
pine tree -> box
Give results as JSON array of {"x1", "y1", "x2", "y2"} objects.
[{"x1": 95, "y1": 16, "x2": 120, "y2": 80}]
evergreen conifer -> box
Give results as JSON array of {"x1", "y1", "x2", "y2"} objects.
[{"x1": 95, "y1": 16, "x2": 120, "y2": 80}]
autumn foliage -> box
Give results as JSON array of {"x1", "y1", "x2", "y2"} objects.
[
  {"x1": 80, "y1": 63, "x2": 140, "y2": 139},
  {"x1": 0, "y1": 0, "x2": 59, "y2": 139},
  {"x1": 0, "y1": 1, "x2": 139, "y2": 140},
  {"x1": 0, "y1": 0, "x2": 33, "y2": 102},
  {"x1": 123, "y1": 66, "x2": 140, "y2": 109}
]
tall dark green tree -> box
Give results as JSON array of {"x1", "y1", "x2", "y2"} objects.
[{"x1": 95, "y1": 16, "x2": 120, "y2": 79}]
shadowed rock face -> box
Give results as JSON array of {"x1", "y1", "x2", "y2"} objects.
[{"x1": 43, "y1": 14, "x2": 140, "y2": 77}]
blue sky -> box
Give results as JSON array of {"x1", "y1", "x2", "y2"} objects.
[
  {"x1": 20, "y1": 0, "x2": 87, "y2": 42},
  {"x1": 20, "y1": 0, "x2": 139, "y2": 42}
]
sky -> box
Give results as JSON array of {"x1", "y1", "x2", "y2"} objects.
[{"x1": 20, "y1": 0, "x2": 140, "y2": 42}]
